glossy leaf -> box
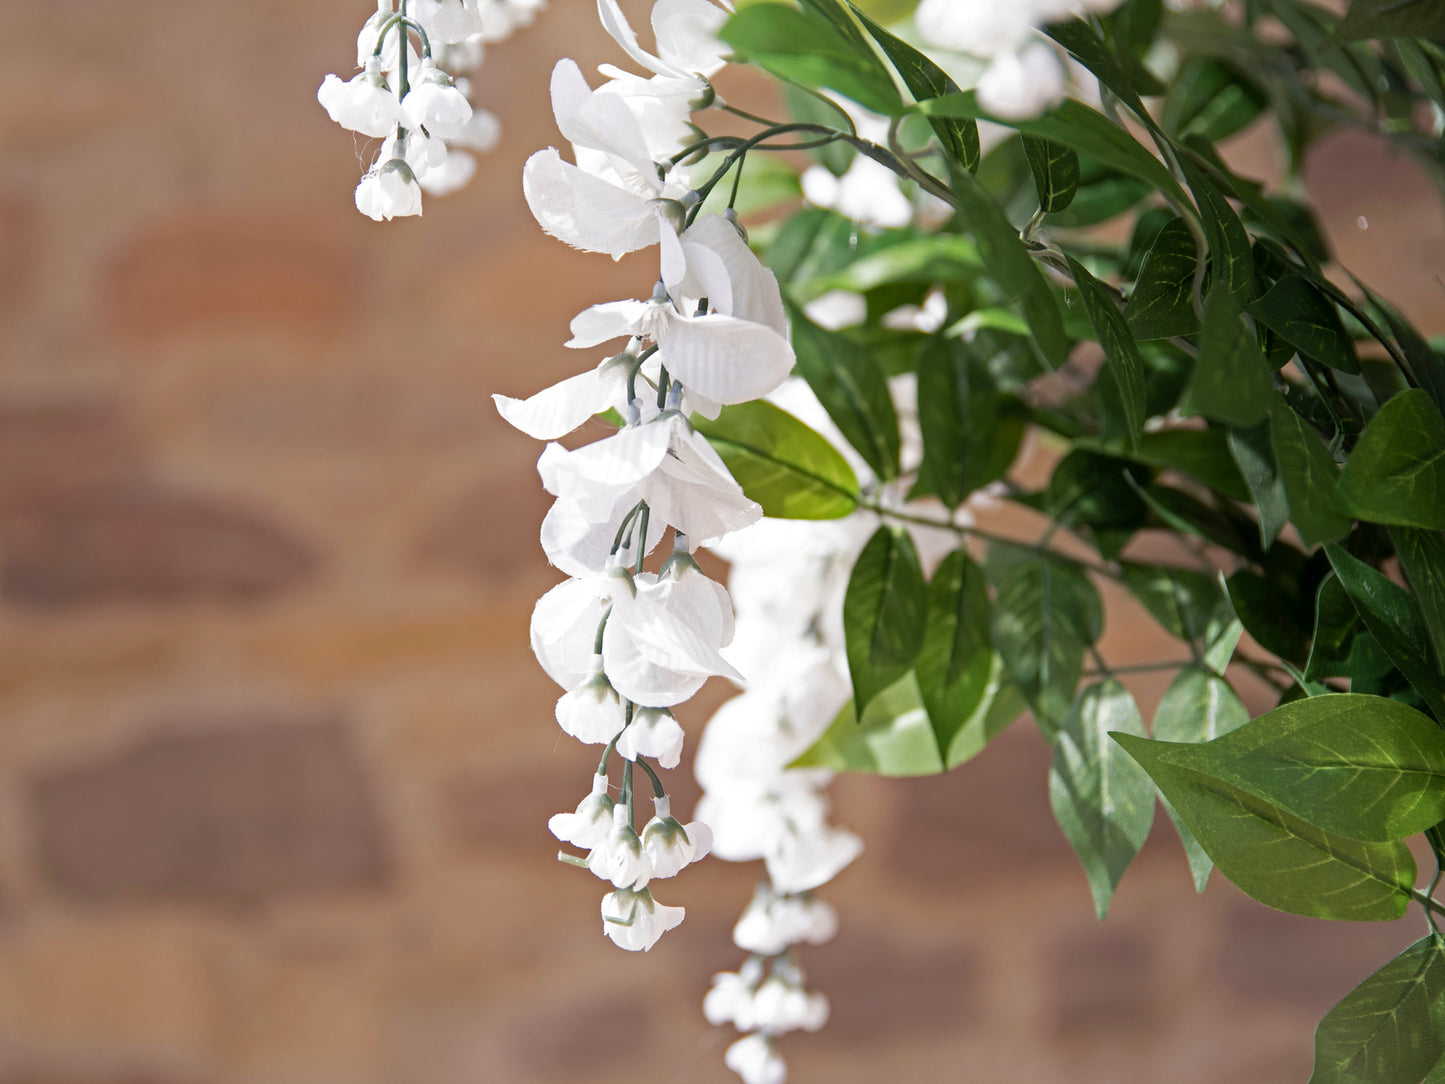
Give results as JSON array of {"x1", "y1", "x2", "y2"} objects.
[
  {"x1": 1311, "y1": 937, "x2": 1445, "y2": 1084},
  {"x1": 1248, "y1": 274, "x2": 1360, "y2": 374},
  {"x1": 1228, "y1": 421, "x2": 1291, "y2": 548},
  {"x1": 1049, "y1": 681, "x2": 1156, "y2": 918},
  {"x1": 1270, "y1": 401, "x2": 1353, "y2": 546},
  {"x1": 790, "y1": 303, "x2": 901, "y2": 481},
  {"x1": 1306, "y1": 574, "x2": 1395, "y2": 683},
  {"x1": 916, "y1": 337, "x2": 1022, "y2": 507},
  {"x1": 915, "y1": 550, "x2": 994, "y2": 748},
  {"x1": 1114, "y1": 731, "x2": 1415, "y2": 921},
  {"x1": 1184, "y1": 282, "x2": 1276, "y2": 427},
  {"x1": 1336, "y1": 389, "x2": 1445, "y2": 530},
  {"x1": 1045, "y1": 18, "x2": 1165, "y2": 113},
  {"x1": 1120, "y1": 562, "x2": 1231, "y2": 646},
  {"x1": 1181, "y1": 156, "x2": 1259, "y2": 301},
  {"x1": 844, "y1": 526, "x2": 927, "y2": 715},
  {"x1": 1068, "y1": 257, "x2": 1147, "y2": 448},
  {"x1": 988, "y1": 548, "x2": 1103, "y2": 736},
  {"x1": 1153, "y1": 665, "x2": 1251, "y2": 891},
  {"x1": 793, "y1": 671, "x2": 944, "y2": 776},
  {"x1": 693, "y1": 401, "x2": 858, "y2": 519},
  {"x1": 1392, "y1": 527, "x2": 1445, "y2": 663},
  {"x1": 1227, "y1": 568, "x2": 1313, "y2": 664},
  {"x1": 1164, "y1": 58, "x2": 1267, "y2": 142},
  {"x1": 1023, "y1": 136, "x2": 1079, "y2": 213},
  {"x1": 1124, "y1": 217, "x2": 1200, "y2": 340},
  {"x1": 1326, "y1": 543, "x2": 1445, "y2": 719}
]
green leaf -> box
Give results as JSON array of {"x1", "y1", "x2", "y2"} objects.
[
  {"x1": 1183, "y1": 282, "x2": 1276, "y2": 427},
  {"x1": 781, "y1": 84, "x2": 856, "y2": 176},
  {"x1": 1227, "y1": 567, "x2": 1314, "y2": 663},
  {"x1": 1114, "y1": 730, "x2": 1416, "y2": 921},
  {"x1": 850, "y1": 3, "x2": 980, "y2": 173},
  {"x1": 920, "y1": 93, "x2": 1187, "y2": 205},
  {"x1": 1327, "y1": 544, "x2": 1445, "y2": 719},
  {"x1": 1153, "y1": 665, "x2": 1251, "y2": 891},
  {"x1": 1306, "y1": 574, "x2": 1396, "y2": 683},
  {"x1": 1068, "y1": 257, "x2": 1147, "y2": 448},
  {"x1": 1120, "y1": 562, "x2": 1231, "y2": 646},
  {"x1": 1046, "y1": 170, "x2": 1152, "y2": 229},
  {"x1": 1163, "y1": 58, "x2": 1267, "y2": 142},
  {"x1": 1270, "y1": 401, "x2": 1353, "y2": 546},
  {"x1": 789, "y1": 303, "x2": 901, "y2": 480},
  {"x1": 792, "y1": 670, "x2": 942, "y2": 776},
  {"x1": 1124, "y1": 217, "x2": 1201, "y2": 340},
  {"x1": 1022, "y1": 136, "x2": 1080, "y2": 213},
  {"x1": 844, "y1": 526, "x2": 928, "y2": 715},
  {"x1": 765, "y1": 208, "x2": 860, "y2": 286},
  {"x1": 916, "y1": 336, "x2": 1023, "y2": 507},
  {"x1": 1044, "y1": 18, "x2": 1165, "y2": 113},
  {"x1": 1335, "y1": 0, "x2": 1445, "y2": 42},
  {"x1": 1228, "y1": 421, "x2": 1291, "y2": 548},
  {"x1": 692, "y1": 401, "x2": 859, "y2": 519},
  {"x1": 988, "y1": 548, "x2": 1103, "y2": 736},
  {"x1": 1181, "y1": 155, "x2": 1259, "y2": 302},
  {"x1": 1392, "y1": 527, "x2": 1445, "y2": 664},
  {"x1": 915, "y1": 551, "x2": 1003, "y2": 764},
  {"x1": 1247, "y1": 274, "x2": 1360, "y2": 374},
  {"x1": 1050, "y1": 681, "x2": 1156, "y2": 918},
  {"x1": 719, "y1": 3, "x2": 903, "y2": 115},
  {"x1": 1311, "y1": 937, "x2": 1445, "y2": 1084},
  {"x1": 1110, "y1": 428, "x2": 1251, "y2": 502},
  {"x1": 799, "y1": 234, "x2": 982, "y2": 298},
  {"x1": 1336, "y1": 389, "x2": 1445, "y2": 530},
  {"x1": 1048, "y1": 451, "x2": 1151, "y2": 536}
]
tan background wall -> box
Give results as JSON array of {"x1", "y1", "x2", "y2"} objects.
[{"x1": 1, "y1": 1, "x2": 1442, "y2": 1081}]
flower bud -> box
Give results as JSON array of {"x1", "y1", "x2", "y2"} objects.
[
  {"x1": 547, "y1": 772, "x2": 615, "y2": 849},
  {"x1": 587, "y1": 803, "x2": 651, "y2": 888}
]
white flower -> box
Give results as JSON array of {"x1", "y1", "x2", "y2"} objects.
[
  {"x1": 619, "y1": 707, "x2": 687, "y2": 769},
  {"x1": 402, "y1": 57, "x2": 475, "y2": 137},
  {"x1": 800, "y1": 157, "x2": 914, "y2": 228},
  {"x1": 317, "y1": 58, "x2": 400, "y2": 138},
  {"x1": 725, "y1": 1033, "x2": 787, "y2": 1084},
  {"x1": 357, "y1": 7, "x2": 419, "y2": 70},
  {"x1": 601, "y1": 885, "x2": 686, "y2": 951},
  {"x1": 598, "y1": 0, "x2": 730, "y2": 86},
  {"x1": 767, "y1": 823, "x2": 864, "y2": 895},
  {"x1": 492, "y1": 352, "x2": 632, "y2": 442},
  {"x1": 704, "y1": 957, "x2": 765, "y2": 1028},
  {"x1": 733, "y1": 888, "x2": 839, "y2": 955},
  {"x1": 355, "y1": 158, "x2": 424, "y2": 221},
  {"x1": 751, "y1": 977, "x2": 829, "y2": 1034},
  {"x1": 640, "y1": 795, "x2": 712, "y2": 875},
  {"x1": 914, "y1": 0, "x2": 1037, "y2": 57},
  {"x1": 556, "y1": 672, "x2": 628, "y2": 744},
  {"x1": 548, "y1": 772, "x2": 617, "y2": 849},
  {"x1": 588, "y1": 802, "x2": 651, "y2": 887},
  {"x1": 412, "y1": 0, "x2": 487, "y2": 44},
  {"x1": 417, "y1": 147, "x2": 479, "y2": 196},
  {"x1": 977, "y1": 41, "x2": 1067, "y2": 120},
  {"x1": 802, "y1": 289, "x2": 867, "y2": 331},
  {"x1": 449, "y1": 107, "x2": 502, "y2": 152}
]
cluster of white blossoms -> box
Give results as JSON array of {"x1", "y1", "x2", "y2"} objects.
[
  {"x1": 495, "y1": 0, "x2": 807, "y2": 957},
  {"x1": 914, "y1": 0, "x2": 1124, "y2": 119},
  {"x1": 318, "y1": 0, "x2": 542, "y2": 219}
]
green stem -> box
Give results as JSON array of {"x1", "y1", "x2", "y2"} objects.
[
  {"x1": 620, "y1": 760, "x2": 635, "y2": 825},
  {"x1": 635, "y1": 755, "x2": 667, "y2": 800},
  {"x1": 597, "y1": 727, "x2": 623, "y2": 776}
]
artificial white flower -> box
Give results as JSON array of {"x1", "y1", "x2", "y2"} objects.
[
  {"x1": 556, "y1": 672, "x2": 629, "y2": 744},
  {"x1": 355, "y1": 158, "x2": 424, "y2": 221},
  {"x1": 914, "y1": 0, "x2": 1038, "y2": 57},
  {"x1": 704, "y1": 966, "x2": 760, "y2": 1029},
  {"x1": 548, "y1": 772, "x2": 617, "y2": 849},
  {"x1": 493, "y1": 352, "x2": 632, "y2": 442},
  {"x1": 618, "y1": 707, "x2": 687, "y2": 769},
  {"x1": 751, "y1": 977, "x2": 829, "y2": 1034},
  {"x1": 640, "y1": 795, "x2": 712, "y2": 875},
  {"x1": 317, "y1": 58, "x2": 400, "y2": 138},
  {"x1": 412, "y1": 0, "x2": 486, "y2": 44},
  {"x1": 601, "y1": 885, "x2": 686, "y2": 951},
  {"x1": 417, "y1": 147, "x2": 479, "y2": 196},
  {"x1": 800, "y1": 156, "x2": 914, "y2": 228},
  {"x1": 733, "y1": 889, "x2": 839, "y2": 955},
  {"x1": 449, "y1": 106, "x2": 502, "y2": 151},
  {"x1": 725, "y1": 1033, "x2": 787, "y2": 1084},
  {"x1": 977, "y1": 41, "x2": 1068, "y2": 120},
  {"x1": 588, "y1": 802, "x2": 652, "y2": 887},
  {"x1": 597, "y1": 0, "x2": 730, "y2": 87},
  {"x1": 402, "y1": 57, "x2": 474, "y2": 137}
]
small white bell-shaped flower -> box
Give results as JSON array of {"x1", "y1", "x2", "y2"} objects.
[
  {"x1": 733, "y1": 887, "x2": 839, "y2": 956},
  {"x1": 547, "y1": 772, "x2": 616, "y2": 849},
  {"x1": 402, "y1": 57, "x2": 474, "y2": 138},
  {"x1": 750, "y1": 977, "x2": 830, "y2": 1035},
  {"x1": 703, "y1": 956, "x2": 765, "y2": 1028},
  {"x1": 724, "y1": 1033, "x2": 786, "y2": 1084},
  {"x1": 555, "y1": 668, "x2": 628, "y2": 744},
  {"x1": 317, "y1": 57, "x2": 400, "y2": 138},
  {"x1": 617, "y1": 706, "x2": 686, "y2": 768},
  {"x1": 976, "y1": 41, "x2": 1067, "y2": 121},
  {"x1": 355, "y1": 157, "x2": 424, "y2": 221},
  {"x1": 640, "y1": 795, "x2": 712, "y2": 878},
  {"x1": 587, "y1": 803, "x2": 651, "y2": 888},
  {"x1": 600, "y1": 885, "x2": 686, "y2": 951}
]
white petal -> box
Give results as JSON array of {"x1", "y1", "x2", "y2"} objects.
[
  {"x1": 493, "y1": 368, "x2": 615, "y2": 440},
  {"x1": 681, "y1": 215, "x2": 789, "y2": 336},
  {"x1": 661, "y1": 311, "x2": 794, "y2": 405},
  {"x1": 652, "y1": 0, "x2": 729, "y2": 77},
  {"x1": 522, "y1": 148, "x2": 663, "y2": 257},
  {"x1": 529, "y1": 578, "x2": 608, "y2": 690},
  {"x1": 566, "y1": 300, "x2": 649, "y2": 348}
]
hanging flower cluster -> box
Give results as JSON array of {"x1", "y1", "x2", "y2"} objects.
[
  {"x1": 318, "y1": 0, "x2": 541, "y2": 219},
  {"x1": 495, "y1": 0, "x2": 801, "y2": 954},
  {"x1": 913, "y1": 0, "x2": 1124, "y2": 119}
]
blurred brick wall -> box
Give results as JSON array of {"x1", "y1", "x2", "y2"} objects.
[{"x1": 0, "y1": 2, "x2": 1441, "y2": 1082}]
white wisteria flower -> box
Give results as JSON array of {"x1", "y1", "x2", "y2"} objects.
[
  {"x1": 704, "y1": 958, "x2": 764, "y2": 1028},
  {"x1": 977, "y1": 40, "x2": 1068, "y2": 120},
  {"x1": 601, "y1": 885, "x2": 686, "y2": 951},
  {"x1": 555, "y1": 670, "x2": 629, "y2": 744},
  {"x1": 588, "y1": 803, "x2": 652, "y2": 887},
  {"x1": 750, "y1": 977, "x2": 829, "y2": 1034},
  {"x1": 732, "y1": 888, "x2": 839, "y2": 956},
  {"x1": 618, "y1": 706, "x2": 687, "y2": 768},
  {"x1": 548, "y1": 772, "x2": 617, "y2": 849},
  {"x1": 355, "y1": 158, "x2": 424, "y2": 220},
  {"x1": 317, "y1": 57, "x2": 400, "y2": 137},
  {"x1": 640, "y1": 795, "x2": 712, "y2": 876},
  {"x1": 402, "y1": 57, "x2": 475, "y2": 138},
  {"x1": 412, "y1": 0, "x2": 487, "y2": 43},
  {"x1": 725, "y1": 1033, "x2": 787, "y2": 1084}
]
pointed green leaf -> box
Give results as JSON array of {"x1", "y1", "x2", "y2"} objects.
[
  {"x1": 1327, "y1": 544, "x2": 1445, "y2": 719},
  {"x1": 1311, "y1": 937, "x2": 1445, "y2": 1084},
  {"x1": 915, "y1": 550, "x2": 993, "y2": 748},
  {"x1": 1270, "y1": 400, "x2": 1353, "y2": 546},
  {"x1": 1120, "y1": 562, "x2": 1232, "y2": 646},
  {"x1": 1335, "y1": 0, "x2": 1445, "y2": 42},
  {"x1": 692, "y1": 400, "x2": 858, "y2": 519},
  {"x1": 1392, "y1": 527, "x2": 1445, "y2": 664},
  {"x1": 1336, "y1": 389, "x2": 1445, "y2": 530},
  {"x1": 1049, "y1": 681, "x2": 1156, "y2": 918},
  {"x1": 792, "y1": 671, "x2": 942, "y2": 776},
  {"x1": 1114, "y1": 731, "x2": 1415, "y2": 921},
  {"x1": 1228, "y1": 421, "x2": 1291, "y2": 548},
  {"x1": 1023, "y1": 136, "x2": 1080, "y2": 213},
  {"x1": 1227, "y1": 568, "x2": 1313, "y2": 664},
  {"x1": 1306, "y1": 574, "x2": 1396, "y2": 683},
  {"x1": 1247, "y1": 274, "x2": 1360, "y2": 374},
  {"x1": 1124, "y1": 217, "x2": 1201, "y2": 340},
  {"x1": 916, "y1": 337, "x2": 1023, "y2": 507},
  {"x1": 1184, "y1": 282, "x2": 1276, "y2": 427},
  {"x1": 1068, "y1": 256, "x2": 1147, "y2": 448},
  {"x1": 1044, "y1": 18, "x2": 1165, "y2": 113},
  {"x1": 1181, "y1": 155, "x2": 1259, "y2": 302},
  {"x1": 844, "y1": 526, "x2": 928, "y2": 715},
  {"x1": 1163, "y1": 58, "x2": 1267, "y2": 142},
  {"x1": 1153, "y1": 665, "x2": 1251, "y2": 891}
]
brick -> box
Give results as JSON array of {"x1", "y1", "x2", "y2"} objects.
[
  {"x1": 31, "y1": 719, "x2": 390, "y2": 906},
  {"x1": 414, "y1": 467, "x2": 553, "y2": 583},
  {"x1": 0, "y1": 482, "x2": 316, "y2": 607},
  {"x1": 0, "y1": 400, "x2": 141, "y2": 503},
  {"x1": 1049, "y1": 924, "x2": 1157, "y2": 1035},
  {"x1": 103, "y1": 209, "x2": 359, "y2": 342}
]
